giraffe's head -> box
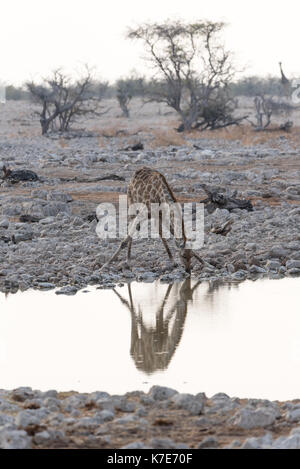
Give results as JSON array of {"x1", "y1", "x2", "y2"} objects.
[{"x1": 180, "y1": 248, "x2": 193, "y2": 273}]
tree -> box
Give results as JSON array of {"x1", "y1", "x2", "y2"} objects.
[
  {"x1": 115, "y1": 76, "x2": 145, "y2": 117},
  {"x1": 5, "y1": 85, "x2": 29, "y2": 100},
  {"x1": 230, "y1": 76, "x2": 282, "y2": 97},
  {"x1": 128, "y1": 20, "x2": 244, "y2": 131},
  {"x1": 27, "y1": 68, "x2": 107, "y2": 135},
  {"x1": 116, "y1": 79, "x2": 132, "y2": 117}
]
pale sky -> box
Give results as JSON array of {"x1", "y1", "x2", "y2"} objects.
[{"x1": 1, "y1": 0, "x2": 299, "y2": 85}]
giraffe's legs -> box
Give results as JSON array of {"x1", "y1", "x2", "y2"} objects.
[
  {"x1": 191, "y1": 250, "x2": 206, "y2": 266},
  {"x1": 159, "y1": 235, "x2": 174, "y2": 261},
  {"x1": 99, "y1": 207, "x2": 147, "y2": 272},
  {"x1": 157, "y1": 214, "x2": 206, "y2": 269},
  {"x1": 99, "y1": 234, "x2": 131, "y2": 272},
  {"x1": 158, "y1": 217, "x2": 176, "y2": 265},
  {"x1": 127, "y1": 236, "x2": 132, "y2": 263}
]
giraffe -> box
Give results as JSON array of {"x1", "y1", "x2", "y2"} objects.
[
  {"x1": 112, "y1": 278, "x2": 201, "y2": 373},
  {"x1": 279, "y1": 62, "x2": 291, "y2": 98},
  {"x1": 99, "y1": 167, "x2": 204, "y2": 273}
]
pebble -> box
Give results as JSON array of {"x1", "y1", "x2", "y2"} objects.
[
  {"x1": 286, "y1": 408, "x2": 300, "y2": 423},
  {"x1": 232, "y1": 407, "x2": 277, "y2": 429},
  {"x1": 170, "y1": 393, "x2": 204, "y2": 415},
  {"x1": 198, "y1": 436, "x2": 219, "y2": 449},
  {"x1": 0, "y1": 428, "x2": 32, "y2": 449},
  {"x1": 0, "y1": 132, "x2": 299, "y2": 294},
  {"x1": 148, "y1": 386, "x2": 178, "y2": 401}
]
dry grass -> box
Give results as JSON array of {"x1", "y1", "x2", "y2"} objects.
[
  {"x1": 148, "y1": 126, "x2": 189, "y2": 148},
  {"x1": 96, "y1": 117, "x2": 300, "y2": 151},
  {"x1": 4, "y1": 99, "x2": 299, "y2": 152},
  {"x1": 97, "y1": 124, "x2": 128, "y2": 138},
  {"x1": 96, "y1": 122, "x2": 188, "y2": 149},
  {"x1": 186, "y1": 124, "x2": 300, "y2": 148},
  {"x1": 58, "y1": 138, "x2": 68, "y2": 149},
  {"x1": 95, "y1": 121, "x2": 300, "y2": 151},
  {"x1": 96, "y1": 123, "x2": 145, "y2": 148}
]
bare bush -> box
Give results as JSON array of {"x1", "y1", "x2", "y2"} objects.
[
  {"x1": 27, "y1": 69, "x2": 108, "y2": 135},
  {"x1": 249, "y1": 95, "x2": 273, "y2": 131},
  {"x1": 248, "y1": 94, "x2": 294, "y2": 131},
  {"x1": 5, "y1": 85, "x2": 29, "y2": 101},
  {"x1": 231, "y1": 76, "x2": 282, "y2": 97},
  {"x1": 116, "y1": 80, "x2": 132, "y2": 118},
  {"x1": 128, "y1": 20, "x2": 245, "y2": 131},
  {"x1": 115, "y1": 76, "x2": 145, "y2": 117}
]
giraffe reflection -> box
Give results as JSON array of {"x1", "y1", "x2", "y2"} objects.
[{"x1": 112, "y1": 278, "x2": 201, "y2": 374}]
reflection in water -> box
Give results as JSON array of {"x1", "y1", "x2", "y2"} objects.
[
  {"x1": 3, "y1": 277, "x2": 233, "y2": 376},
  {"x1": 201, "y1": 278, "x2": 240, "y2": 307},
  {"x1": 113, "y1": 278, "x2": 222, "y2": 374},
  {"x1": 0, "y1": 277, "x2": 299, "y2": 399}
]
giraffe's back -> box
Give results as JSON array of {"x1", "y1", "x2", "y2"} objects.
[{"x1": 127, "y1": 167, "x2": 176, "y2": 207}]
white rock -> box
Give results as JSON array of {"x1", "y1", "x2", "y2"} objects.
[
  {"x1": 0, "y1": 428, "x2": 32, "y2": 449},
  {"x1": 233, "y1": 407, "x2": 276, "y2": 429},
  {"x1": 275, "y1": 435, "x2": 300, "y2": 449},
  {"x1": 149, "y1": 386, "x2": 178, "y2": 401}
]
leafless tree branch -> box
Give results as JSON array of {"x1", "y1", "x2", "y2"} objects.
[
  {"x1": 27, "y1": 68, "x2": 108, "y2": 135},
  {"x1": 128, "y1": 20, "x2": 244, "y2": 131}
]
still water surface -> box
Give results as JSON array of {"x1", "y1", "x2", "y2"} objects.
[{"x1": 0, "y1": 277, "x2": 299, "y2": 400}]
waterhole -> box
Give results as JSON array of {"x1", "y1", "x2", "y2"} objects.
[{"x1": 0, "y1": 277, "x2": 299, "y2": 400}]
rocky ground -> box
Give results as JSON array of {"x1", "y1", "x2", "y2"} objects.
[
  {"x1": 2, "y1": 385, "x2": 300, "y2": 449},
  {"x1": 0, "y1": 101, "x2": 300, "y2": 449},
  {"x1": 0, "y1": 101, "x2": 300, "y2": 294}
]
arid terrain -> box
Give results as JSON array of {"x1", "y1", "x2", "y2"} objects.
[
  {"x1": 2, "y1": 386, "x2": 300, "y2": 449},
  {"x1": 0, "y1": 99, "x2": 299, "y2": 293},
  {"x1": 0, "y1": 99, "x2": 300, "y2": 449}
]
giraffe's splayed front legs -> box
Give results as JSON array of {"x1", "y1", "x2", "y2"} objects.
[
  {"x1": 159, "y1": 235, "x2": 175, "y2": 263},
  {"x1": 99, "y1": 235, "x2": 132, "y2": 272},
  {"x1": 127, "y1": 237, "x2": 132, "y2": 264}
]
